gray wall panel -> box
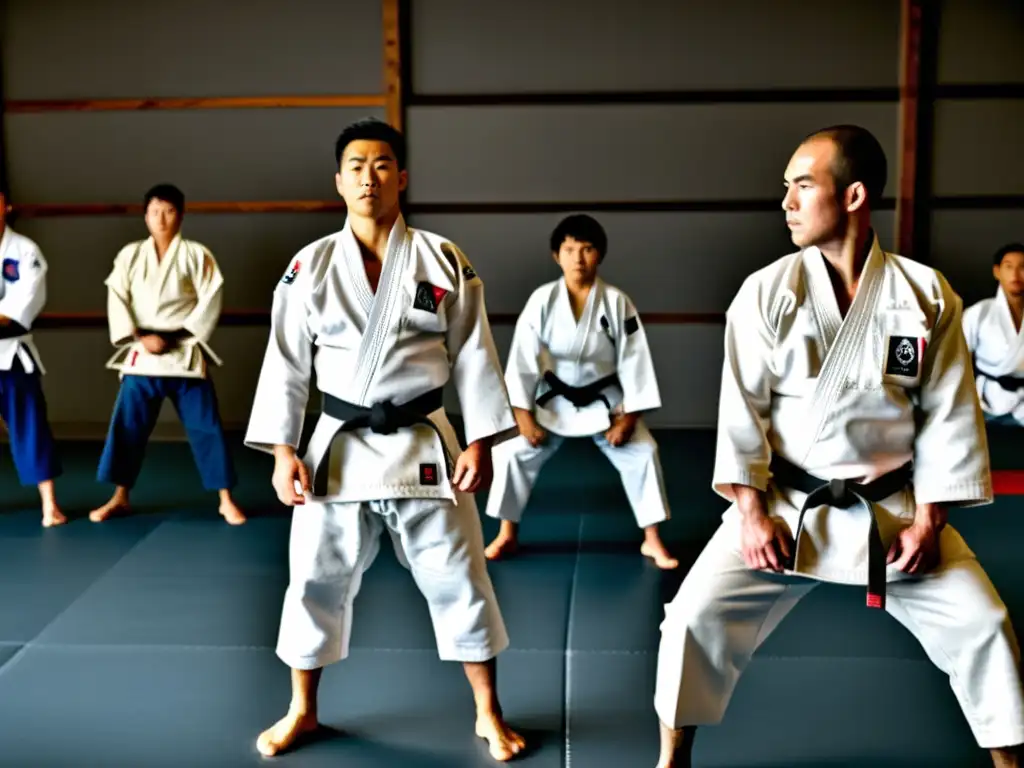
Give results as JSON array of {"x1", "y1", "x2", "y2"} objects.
[
  {"x1": 411, "y1": 0, "x2": 900, "y2": 93},
  {"x1": 14, "y1": 213, "x2": 347, "y2": 312},
  {"x1": 930, "y1": 209, "x2": 1024, "y2": 307},
  {"x1": 405, "y1": 103, "x2": 899, "y2": 203},
  {"x1": 409, "y1": 211, "x2": 896, "y2": 315},
  {"x1": 936, "y1": 0, "x2": 1024, "y2": 84},
  {"x1": 2, "y1": 0, "x2": 383, "y2": 99},
  {"x1": 4, "y1": 107, "x2": 383, "y2": 204},
  {"x1": 931, "y1": 100, "x2": 1024, "y2": 197}
]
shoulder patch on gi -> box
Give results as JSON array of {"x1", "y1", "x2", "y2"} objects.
[
  {"x1": 281, "y1": 259, "x2": 301, "y2": 285},
  {"x1": 624, "y1": 316, "x2": 639, "y2": 335},
  {"x1": 2, "y1": 258, "x2": 19, "y2": 282},
  {"x1": 462, "y1": 264, "x2": 477, "y2": 281},
  {"x1": 413, "y1": 281, "x2": 448, "y2": 313},
  {"x1": 419, "y1": 463, "x2": 439, "y2": 486},
  {"x1": 884, "y1": 335, "x2": 924, "y2": 379}
]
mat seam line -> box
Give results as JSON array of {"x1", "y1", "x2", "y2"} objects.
[
  {"x1": 563, "y1": 515, "x2": 584, "y2": 768},
  {"x1": 18, "y1": 520, "x2": 170, "y2": 656}
]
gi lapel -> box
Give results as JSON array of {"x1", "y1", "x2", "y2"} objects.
[
  {"x1": 351, "y1": 216, "x2": 412, "y2": 404},
  {"x1": 995, "y1": 287, "x2": 1024, "y2": 373},
  {"x1": 341, "y1": 221, "x2": 376, "y2": 319},
  {"x1": 796, "y1": 238, "x2": 886, "y2": 465},
  {"x1": 568, "y1": 278, "x2": 600, "y2": 366}
]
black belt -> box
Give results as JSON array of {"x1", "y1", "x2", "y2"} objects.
[
  {"x1": 535, "y1": 372, "x2": 620, "y2": 410},
  {"x1": 313, "y1": 388, "x2": 450, "y2": 497},
  {"x1": 770, "y1": 454, "x2": 913, "y2": 610},
  {"x1": 977, "y1": 368, "x2": 1024, "y2": 392}
]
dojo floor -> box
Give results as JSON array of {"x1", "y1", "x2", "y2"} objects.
[{"x1": 0, "y1": 428, "x2": 1021, "y2": 768}]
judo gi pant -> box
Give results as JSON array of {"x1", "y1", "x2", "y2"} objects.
[
  {"x1": 653, "y1": 520, "x2": 1024, "y2": 750},
  {"x1": 485, "y1": 419, "x2": 670, "y2": 528},
  {"x1": 276, "y1": 493, "x2": 509, "y2": 669},
  {"x1": 97, "y1": 374, "x2": 236, "y2": 491},
  {"x1": 0, "y1": 358, "x2": 61, "y2": 486}
]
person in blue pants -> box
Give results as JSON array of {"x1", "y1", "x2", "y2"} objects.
[
  {"x1": 90, "y1": 184, "x2": 245, "y2": 525},
  {"x1": 0, "y1": 188, "x2": 66, "y2": 527}
]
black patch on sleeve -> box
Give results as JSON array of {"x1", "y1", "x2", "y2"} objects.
[{"x1": 624, "y1": 316, "x2": 639, "y2": 335}]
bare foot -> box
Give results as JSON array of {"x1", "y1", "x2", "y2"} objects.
[
  {"x1": 475, "y1": 710, "x2": 526, "y2": 761},
  {"x1": 219, "y1": 499, "x2": 247, "y2": 525},
  {"x1": 641, "y1": 540, "x2": 679, "y2": 570},
  {"x1": 42, "y1": 504, "x2": 67, "y2": 528},
  {"x1": 485, "y1": 532, "x2": 519, "y2": 561},
  {"x1": 256, "y1": 709, "x2": 320, "y2": 757},
  {"x1": 89, "y1": 497, "x2": 130, "y2": 523}
]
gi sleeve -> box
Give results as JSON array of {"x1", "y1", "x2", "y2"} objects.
[
  {"x1": 912, "y1": 276, "x2": 992, "y2": 507},
  {"x1": 711, "y1": 276, "x2": 776, "y2": 500},
  {"x1": 442, "y1": 244, "x2": 517, "y2": 447},
  {"x1": 0, "y1": 243, "x2": 47, "y2": 328},
  {"x1": 502, "y1": 299, "x2": 546, "y2": 411},
  {"x1": 181, "y1": 246, "x2": 224, "y2": 344},
  {"x1": 244, "y1": 253, "x2": 317, "y2": 454},
  {"x1": 615, "y1": 294, "x2": 662, "y2": 414},
  {"x1": 960, "y1": 300, "x2": 981, "y2": 355},
  {"x1": 104, "y1": 246, "x2": 139, "y2": 346}
]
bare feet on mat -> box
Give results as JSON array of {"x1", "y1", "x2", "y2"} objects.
[
  {"x1": 256, "y1": 709, "x2": 319, "y2": 757},
  {"x1": 641, "y1": 539, "x2": 679, "y2": 570},
  {"x1": 485, "y1": 521, "x2": 519, "y2": 560},
  {"x1": 475, "y1": 709, "x2": 526, "y2": 761},
  {"x1": 218, "y1": 498, "x2": 247, "y2": 525},
  {"x1": 41, "y1": 504, "x2": 67, "y2": 527},
  {"x1": 89, "y1": 489, "x2": 130, "y2": 523}
]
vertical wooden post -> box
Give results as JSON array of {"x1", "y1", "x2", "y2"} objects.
[
  {"x1": 895, "y1": 0, "x2": 938, "y2": 261},
  {"x1": 382, "y1": 0, "x2": 404, "y2": 131}
]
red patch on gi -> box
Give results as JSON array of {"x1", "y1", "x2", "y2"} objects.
[
  {"x1": 2, "y1": 258, "x2": 20, "y2": 282},
  {"x1": 413, "y1": 281, "x2": 447, "y2": 313}
]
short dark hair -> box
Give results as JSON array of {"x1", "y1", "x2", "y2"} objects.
[
  {"x1": 335, "y1": 118, "x2": 407, "y2": 170},
  {"x1": 993, "y1": 242, "x2": 1024, "y2": 266},
  {"x1": 805, "y1": 124, "x2": 888, "y2": 209},
  {"x1": 550, "y1": 214, "x2": 608, "y2": 261},
  {"x1": 143, "y1": 183, "x2": 185, "y2": 215}
]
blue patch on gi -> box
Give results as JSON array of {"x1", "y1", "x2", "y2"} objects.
[{"x1": 2, "y1": 258, "x2": 20, "y2": 282}]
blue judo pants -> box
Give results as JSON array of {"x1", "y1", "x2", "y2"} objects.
[
  {"x1": 97, "y1": 374, "x2": 236, "y2": 491},
  {"x1": 0, "y1": 358, "x2": 62, "y2": 486}
]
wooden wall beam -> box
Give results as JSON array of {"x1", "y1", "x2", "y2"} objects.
[
  {"x1": 382, "y1": 0, "x2": 406, "y2": 131},
  {"x1": 5, "y1": 95, "x2": 386, "y2": 113},
  {"x1": 12, "y1": 200, "x2": 346, "y2": 218},
  {"x1": 895, "y1": 0, "x2": 939, "y2": 261}
]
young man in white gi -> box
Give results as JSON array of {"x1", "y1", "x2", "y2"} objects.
[
  {"x1": 90, "y1": 184, "x2": 246, "y2": 525},
  {"x1": 0, "y1": 188, "x2": 66, "y2": 527},
  {"x1": 963, "y1": 242, "x2": 1024, "y2": 426},
  {"x1": 483, "y1": 213, "x2": 677, "y2": 569},
  {"x1": 653, "y1": 125, "x2": 1024, "y2": 768},
  {"x1": 244, "y1": 118, "x2": 525, "y2": 761}
]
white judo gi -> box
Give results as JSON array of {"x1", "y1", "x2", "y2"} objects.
[
  {"x1": 245, "y1": 215, "x2": 517, "y2": 670},
  {"x1": 963, "y1": 287, "x2": 1024, "y2": 425},
  {"x1": 654, "y1": 235, "x2": 1024, "y2": 749},
  {"x1": 104, "y1": 233, "x2": 225, "y2": 379},
  {"x1": 0, "y1": 227, "x2": 47, "y2": 374},
  {"x1": 485, "y1": 278, "x2": 670, "y2": 529}
]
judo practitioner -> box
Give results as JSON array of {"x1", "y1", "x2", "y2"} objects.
[
  {"x1": 653, "y1": 126, "x2": 1024, "y2": 768},
  {"x1": 244, "y1": 118, "x2": 525, "y2": 761},
  {"x1": 0, "y1": 189, "x2": 66, "y2": 527},
  {"x1": 484, "y1": 214, "x2": 678, "y2": 569},
  {"x1": 963, "y1": 242, "x2": 1024, "y2": 426},
  {"x1": 90, "y1": 184, "x2": 245, "y2": 525}
]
